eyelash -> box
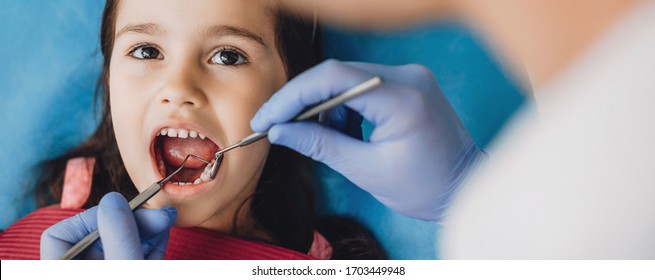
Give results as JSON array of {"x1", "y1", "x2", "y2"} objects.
[
  {"x1": 125, "y1": 43, "x2": 249, "y2": 66},
  {"x1": 126, "y1": 43, "x2": 162, "y2": 60},
  {"x1": 210, "y1": 46, "x2": 249, "y2": 66}
]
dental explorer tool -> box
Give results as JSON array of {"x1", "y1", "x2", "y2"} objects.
[
  {"x1": 59, "y1": 154, "x2": 210, "y2": 260},
  {"x1": 206, "y1": 75, "x2": 383, "y2": 180}
]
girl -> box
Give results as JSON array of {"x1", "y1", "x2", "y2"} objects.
[{"x1": 0, "y1": 0, "x2": 384, "y2": 260}]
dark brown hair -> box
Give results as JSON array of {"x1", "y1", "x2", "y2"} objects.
[{"x1": 36, "y1": 0, "x2": 384, "y2": 259}]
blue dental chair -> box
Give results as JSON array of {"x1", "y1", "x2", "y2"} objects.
[{"x1": 0, "y1": 1, "x2": 525, "y2": 259}]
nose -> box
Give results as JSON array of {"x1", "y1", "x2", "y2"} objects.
[{"x1": 157, "y1": 62, "x2": 207, "y2": 109}]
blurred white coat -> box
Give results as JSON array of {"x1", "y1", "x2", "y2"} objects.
[{"x1": 441, "y1": 1, "x2": 655, "y2": 259}]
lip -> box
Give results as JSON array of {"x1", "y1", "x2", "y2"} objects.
[{"x1": 149, "y1": 121, "x2": 222, "y2": 197}]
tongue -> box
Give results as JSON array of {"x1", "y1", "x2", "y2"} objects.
[{"x1": 161, "y1": 136, "x2": 218, "y2": 168}]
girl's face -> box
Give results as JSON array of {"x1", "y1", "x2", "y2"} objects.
[{"x1": 109, "y1": 0, "x2": 287, "y2": 232}]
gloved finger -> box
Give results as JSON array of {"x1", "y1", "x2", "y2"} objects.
[
  {"x1": 40, "y1": 207, "x2": 102, "y2": 260},
  {"x1": 97, "y1": 192, "x2": 143, "y2": 259},
  {"x1": 344, "y1": 61, "x2": 438, "y2": 93},
  {"x1": 144, "y1": 228, "x2": 171, "y2": 260},
  {"x1": 268, "y1": 122, "x2": 376, "y2": 177},
  {"x1": 250, "y1": 59, "x2": 374, "y2": 132},
  {"x1": 252, "y1": 60, "x2": 435, "y2": 134},
  {"x1": 340, "y1": 82, "x2": 438, "y2": 138},
  {"x1": 133, "y1": 206, "x2": 177, "y2": 260}
]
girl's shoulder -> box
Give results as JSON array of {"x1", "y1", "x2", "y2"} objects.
[{"x1": 0, "y1": 207, "x2": 82, "y2": 260}]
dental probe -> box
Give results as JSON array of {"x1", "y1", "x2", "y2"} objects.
[
  {"x1": 59, "y1": 154, "x2": 210, "y2": 260},
  {"x1": 206, "y1": 76, "x2": 383, "y2": 180}
]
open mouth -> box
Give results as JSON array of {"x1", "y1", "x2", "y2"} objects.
[{"x1": 152, "y1": 127, "x2": 220, "y2": 185}]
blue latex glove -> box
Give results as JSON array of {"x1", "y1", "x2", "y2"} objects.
[
  {"x1": 41, "y1": 192, "x2": 177, "y2": 259},
  {"x1": 251, "y1": 60, "x2": 484, "y2": 221}
]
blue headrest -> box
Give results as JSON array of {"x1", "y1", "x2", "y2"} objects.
[{"x1": 0, "y1": 1, "x2": 103, "y2": 229}]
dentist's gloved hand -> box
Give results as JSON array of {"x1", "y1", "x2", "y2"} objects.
[
  {"x1": 251, "y1": 60, "x2": 484, "y2": 221},
  {"x1": 41, "y1": 192, "x2": 177, "y2": 259}
]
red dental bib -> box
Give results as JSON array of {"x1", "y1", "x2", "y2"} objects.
[{"x1": 0, "y1": 207, "x2": 317, "y2": 260}]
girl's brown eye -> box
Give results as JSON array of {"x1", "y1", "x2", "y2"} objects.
[
  {"x1": 130, "y1": 46, "x2": 162, "y2": 60},
  {"x1": 211, "y1": 50, "x2": 246, "y2": 65}
]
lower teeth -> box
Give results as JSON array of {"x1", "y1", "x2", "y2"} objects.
[{"x1": 171, "y1": 160, "x2": 216, "y2": 185}]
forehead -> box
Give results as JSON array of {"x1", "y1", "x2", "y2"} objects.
[{"x1": 114, "y1": 0, "x2": 277, "y2": 42}]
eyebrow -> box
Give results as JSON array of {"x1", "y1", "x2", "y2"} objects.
[
  {"x1": 202, "y1": 25, "x2": 267, "y2": 47},
  {"x1": 116, "y1": 23, "x2": 161, "y2": 38}
]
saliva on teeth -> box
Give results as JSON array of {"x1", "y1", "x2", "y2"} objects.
[
  {"x1": 170, "y1": 160, "x2": 215, "y2": 186},
  {"x1": 200, "y1": 161, "x2": 214, "y2": 182}
]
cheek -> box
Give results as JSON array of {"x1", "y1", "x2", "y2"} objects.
[
  {"x1": 108, "y1": 68, "x2": 149, "y2": 166},
  {"x1": 208, "y1": 70, "x2": 286, "y2": 133},
  {"x1": 109, "y1": 75, "x2": 138, "y2": 136},
  {"x1": 258, "y1": 56, "x2": 289, "y2": 95},
  {"x1": 108, "y1": 62, "x2": 153, "y2": 128},
  {"x1": 240, "y1": 65, "x2": 288, "y2": 114}
]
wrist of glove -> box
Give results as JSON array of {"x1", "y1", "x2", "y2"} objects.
[{"x1": 430, "y1": 138, "x2": 487, "y2": 221}]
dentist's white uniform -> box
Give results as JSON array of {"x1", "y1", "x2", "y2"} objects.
[{"x1": 441, "y1": 1, "x2": 655, "y2": 259}]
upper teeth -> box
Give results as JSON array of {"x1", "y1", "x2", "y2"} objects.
[{"x1": 158, "y1": 127, "x2": 206, "y2": 139}]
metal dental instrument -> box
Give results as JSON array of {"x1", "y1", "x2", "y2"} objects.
[
  {"x1": 207, "y1": 75, "x2": 383, "y2": 180},
  {"x1": 59, "y1": 154, "x2": 210, "y2": 260}
]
